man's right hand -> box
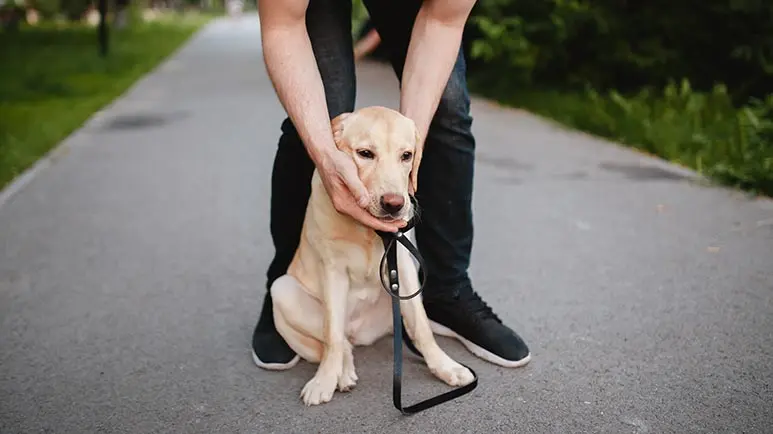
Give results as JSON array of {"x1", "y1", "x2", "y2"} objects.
[
  {"x1": 317, "y1": 149, "x2": 406, "y2": 233},
  {"x1": 259, "y1": 0, "x2": 404, "y2": 234}
]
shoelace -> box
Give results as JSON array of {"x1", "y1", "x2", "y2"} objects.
[
  {"x1": 458, "y1": 290, "x2": 502, "y2": 323},
  {"x1": 427, "y1": 288, "x2": 502, "y2": 324}
]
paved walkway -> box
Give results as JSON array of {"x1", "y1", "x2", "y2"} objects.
[{"x1": 1, "y1": 16, "x2": 772, "y2": 434}]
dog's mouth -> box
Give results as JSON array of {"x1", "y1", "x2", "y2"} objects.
[
  {"x1": 372, "y1": 210, "x2": 411, "y2": 223},
  {"x1": 379, "y1": 215, "x2": 403, "y2": 223},
  {"x1": 368, "y1": 195, "x2": 414, "y2": 223}
]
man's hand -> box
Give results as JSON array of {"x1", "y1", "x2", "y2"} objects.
[
  {"x1": 258, "y1": 0, "x2": 403, "y2": 233},
  {"x1": 317, "y1": 149, "x2": 407, "y2": 233}
]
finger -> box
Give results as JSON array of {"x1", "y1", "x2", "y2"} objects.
[
  {"x1": 346, "y1": 205, "x2": 400, "y2": 232},
  {"x1": 340, "y1": 167, "x2": 371, "y2": 208},
  {"x1": 353, "y1": 207, "x2": 408, "y2": 231}
]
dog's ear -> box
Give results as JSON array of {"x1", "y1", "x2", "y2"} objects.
[
  {"x1": 410, "y1": 125, "x2": 424, "y2": 195},
  {"x1": 331, "y1": 112, "x2": 352, "y2": 150}
]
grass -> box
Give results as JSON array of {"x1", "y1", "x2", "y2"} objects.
[
  {"x1": 0, "y1": 13, "x2": 212, "y2": 189},
  {"x1": 468, "y1": 73, "x2": 773, "y2": 197}
]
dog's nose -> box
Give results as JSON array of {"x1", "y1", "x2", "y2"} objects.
[{"x1": 380, "y1": 193, "x2": 405, "y2": 214}]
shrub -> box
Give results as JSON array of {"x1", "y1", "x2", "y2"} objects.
[
  {"x1": 29, "y1": 0, "x2": 61, "y2": 19},
  {"x1": 468, "y1": 0, "x2": 773, "y2": 101},
  {"x1": 59, "y1": 0, "x2": 91, "y2": 20}
]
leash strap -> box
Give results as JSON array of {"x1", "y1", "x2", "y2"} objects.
[{"x1": 376, "y1": 219, "x2": 478, "y2": 415}]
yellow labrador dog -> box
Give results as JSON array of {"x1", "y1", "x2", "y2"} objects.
[{"x1": 269, "y1": 106, "x2": 475, "y2": 406}]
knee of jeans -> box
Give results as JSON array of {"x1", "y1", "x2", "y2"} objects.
[
  {"x1": 327, "y1": 92, "x2": 356, "y2": 120},
  {"x1": 432, "y1": 71, "x2": 473, "y2": 133},
  {"x1": 324, "y1": 74, "x2": 356, "y2": 119}
]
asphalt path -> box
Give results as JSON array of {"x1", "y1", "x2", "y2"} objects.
[{"x1": 1, "y1": 15, "x2": 772, "y2": 434}]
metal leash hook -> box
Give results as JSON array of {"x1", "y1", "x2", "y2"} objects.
[{"x1": 375, "y1": 215, "x2": 478, "y2": 415}]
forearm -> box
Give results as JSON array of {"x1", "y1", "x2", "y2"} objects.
[
  {"x1": 260, "y1": 22, "x2": 336, "y2": 166},
  {"x1": 399, "y1": 1, "x2": 475, "y2": 143},
  {"x1": 354, "y1": 29, "x2": 381, "y2": 60}
]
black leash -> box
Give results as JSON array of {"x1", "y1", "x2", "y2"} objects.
[{"x1": 375, "y1": 216, "x2": 478, "y2": 415}]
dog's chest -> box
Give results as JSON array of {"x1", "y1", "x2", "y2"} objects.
[{"x1": 345, "y1": 241, "x2": 385, "y2": 305}]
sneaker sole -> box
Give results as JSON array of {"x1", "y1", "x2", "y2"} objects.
[
  {"x1": 251, "y1": 350, "x2": 300, "y2": 371},
  {"x1": 429, "y1": 320, "x2": 532, "y2": 368}
]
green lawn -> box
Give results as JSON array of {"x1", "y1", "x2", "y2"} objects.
[{"x1": 0, "y1": 14, "x2": 211, "y2": 189}]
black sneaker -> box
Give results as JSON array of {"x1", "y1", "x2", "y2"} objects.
[
  {"x1": 251, "y1": 293, "x2": 300, "y2": 370},
  {"x1": 423, "y1": 287, "x2": 531, "y2": 368}
]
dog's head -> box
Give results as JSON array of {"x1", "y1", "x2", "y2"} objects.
[{"x1": 331, "y1": 106, "x2": 423, "y2": 223}]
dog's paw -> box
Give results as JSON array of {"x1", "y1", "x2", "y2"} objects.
[
  {"x1": 300, "y1": 373, "x2": 338, "y2": 406},
  {"x1": 429, "y1": 358, "x2": 475, "y2": 387},
  {"x1": 337, "y1": 352, "x2": 358, "y2": 392}
]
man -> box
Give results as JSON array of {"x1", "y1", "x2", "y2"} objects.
[{"x1": 252, "y1": 0, "x2": 531, "y2": 370}]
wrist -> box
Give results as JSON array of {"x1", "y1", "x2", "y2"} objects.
[
  {"x1": 305, "y1": 137, "x2": 338, "y2": 169},
  {"x1": 400, "y1": 109, "x2": 429, "y2": 139}
]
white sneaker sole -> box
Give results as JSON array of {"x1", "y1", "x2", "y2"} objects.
[
  {"x1": 252, "y1": 350, "x2": 300, "y2": 371},
  {"x1": 429, "y1": 320, "x2": 532, "y2": 368}
]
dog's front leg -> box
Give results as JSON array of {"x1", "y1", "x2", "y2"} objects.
[
  {"x1": 396, "y1": 248, "x2": 475, "y2": 387},
  {"x1": 300, "y1": 267, "x2": 352, "y2": 406}
]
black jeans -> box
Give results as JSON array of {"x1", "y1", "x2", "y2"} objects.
[{"x1": 265, "y1": 0, "x2": 476, "y2": 299}]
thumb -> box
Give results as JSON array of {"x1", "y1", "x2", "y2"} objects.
[{"x1": 340, "y1": 165, "x2": 370, "y2": 208}]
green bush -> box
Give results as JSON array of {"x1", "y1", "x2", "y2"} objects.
[
  {"x1": 710, "y1": 95, "x2": 773, "y2": 194},
  {"x1": 29, "y1": 0, "x2": 61, "y2": 19},
  {"x1": 59, "y1": 0, "x2": 91, "y2": 20},
  {"x1": 464, "y1": 0, "x2": 773, "y2": 196},
  {"x1": 468, "y1": 0, "x2": 773, "y2": 101}
]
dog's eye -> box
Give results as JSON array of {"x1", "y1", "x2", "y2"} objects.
[
  {"x1": 401, "y1": 151, "x2": 413, "y2": 162},
  {"x1": 357, "y1": 149, "x2": 375, "y2": 159}
]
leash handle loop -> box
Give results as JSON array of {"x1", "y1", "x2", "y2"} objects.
[
  {"x1": 378, "y1": 232, "x2": 425, "y2": 301},
  {"x1": 376, "y1": 216, "x2": 478, "y2": 415}
]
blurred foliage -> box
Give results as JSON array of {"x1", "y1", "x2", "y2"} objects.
[
  {"x1": 465, "y1": 0, "x2": 773, "y2": 196},
  {"x1": 467, "y1": 0, "x2": 773, "y2": 102},
  {"x1": 28, "y1": 0, "x2": 61, "y2": 19},
  {"x1": 58, "y1": 0, "x2": 91, "y2": 20}
]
